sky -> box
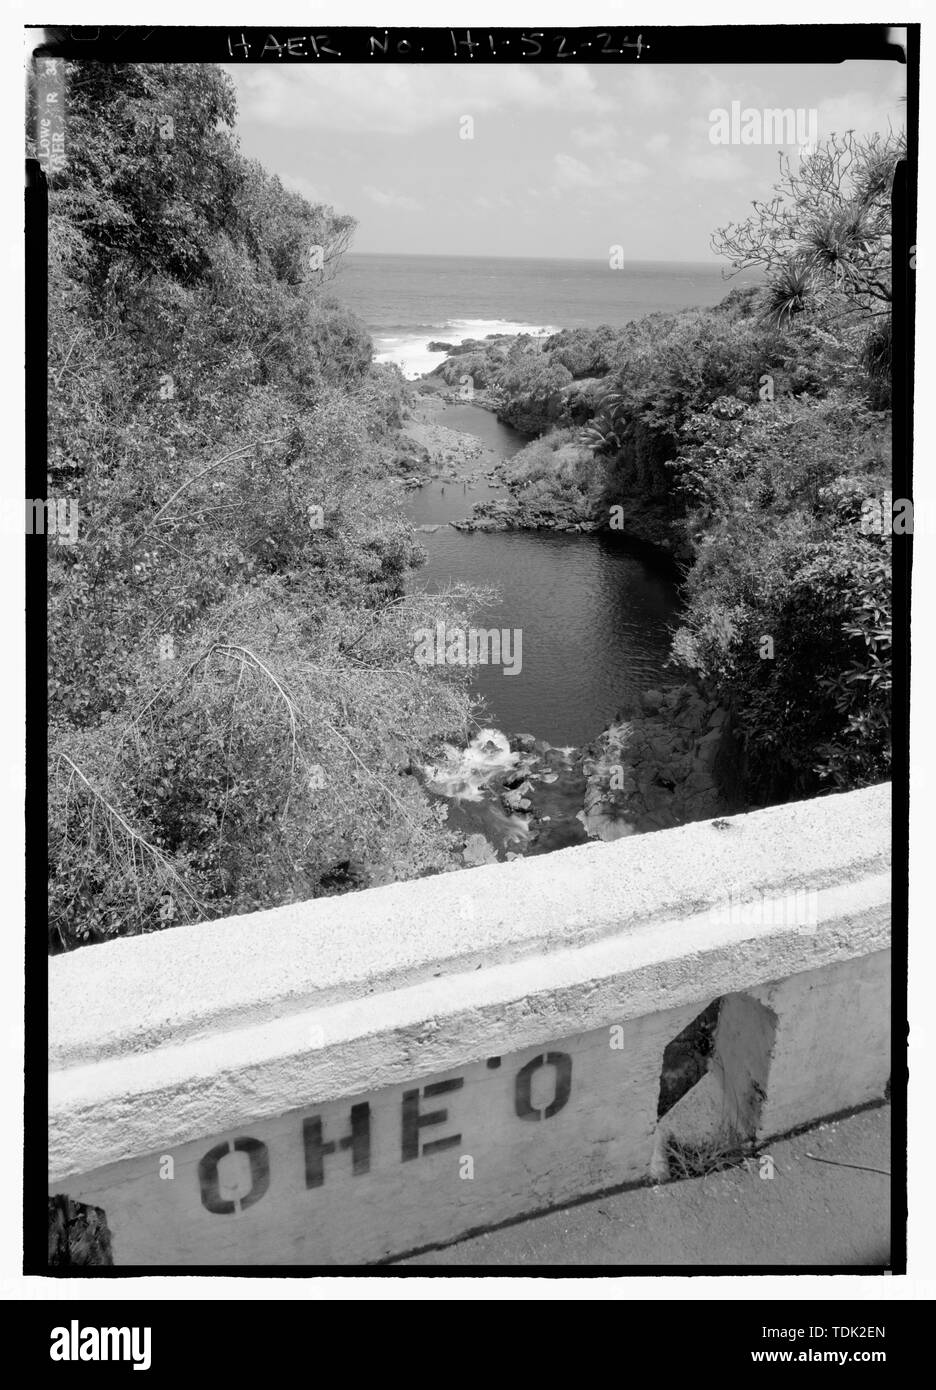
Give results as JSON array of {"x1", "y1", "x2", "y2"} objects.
[{"x1": 225, "y1": 60, "x2": 906, "y2": 262}]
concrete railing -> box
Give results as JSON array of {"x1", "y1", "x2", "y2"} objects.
[{"x1": 49, "y1": 783, "x2": 890, "y2": 1265}]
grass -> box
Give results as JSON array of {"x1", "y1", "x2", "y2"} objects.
[{"x1": 664, "y1": 1126, "x2": 748, "y2": 1181}]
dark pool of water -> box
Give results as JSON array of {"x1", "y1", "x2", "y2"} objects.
[{"x1": 403, "y1": 403, "x2": 681, "y2": 748}]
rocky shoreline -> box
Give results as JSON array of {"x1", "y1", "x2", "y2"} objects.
[
  {"x1": 393, "y1": 388, "x2": 604, "y2": 534},
  {"x1": 449, "y1": 496, "x2": 602, "y2": 535},
  {"x1": 394, "y1": 378, "x2": 674, "y2": 548},
  {"x1": 390, "y1": 390, "x2": 507, "y2": 497}
]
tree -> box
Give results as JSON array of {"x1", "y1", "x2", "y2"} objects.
[
  {"x1": 47, "y1": 63, "x2": 481, "y2": 951},
  {"x1": 712, "y1": 130, "x2": 905, "y2": 326}
]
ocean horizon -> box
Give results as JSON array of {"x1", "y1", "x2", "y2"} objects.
[{"x1": 334, "y1": 252, "x2": 763, "y2": 378}]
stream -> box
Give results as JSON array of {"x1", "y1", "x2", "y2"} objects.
[{"x1": 402, "y1": 401, "x2": 682, "y2": 858}]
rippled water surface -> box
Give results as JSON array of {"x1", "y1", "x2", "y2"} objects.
[{"x1": 404, "y1": 404, "x2": 680, "y2": 748}]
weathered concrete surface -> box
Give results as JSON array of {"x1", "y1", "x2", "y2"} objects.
[
  {"x1": 48, "y1": 785, "x2": 890, "y2": 1265},
  {"x1": 49, "y1": 879, "x2": 889, "y2": 1185},
  {"x1": 52, "y1": 1011, "x2": 711, "y2": 1265},
  {"x1": 398, "y1": 1104, "x2": 892, "y2": 1267},
  {"x1": 740, "y1": 953, "x2": 892, "y2": 1140},
  {"x1": 51, "y1": 784, "x2": 890, "y2": 1071}
]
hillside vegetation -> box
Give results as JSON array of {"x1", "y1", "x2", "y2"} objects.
[
  {"x1": 440, "y1": 131, "x2": 898, "y2": 805},
  {"x1": 46, "y1": 63, "x2": 476, "y2": 951},
  {"x1": 44, "y1": 66, "x2": 898, "y2": 949}
]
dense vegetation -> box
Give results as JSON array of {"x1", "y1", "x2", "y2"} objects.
[
  {"x1": 44, "y1": 65, "x2": 897, "y2": 951},
  {"x1": 45, "y1": 63, "x2": 477, "y2": 951},
  {"x1": 444, "y1": 130, "x2": 898, "y2": 805}
]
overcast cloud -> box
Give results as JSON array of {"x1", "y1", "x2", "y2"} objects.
[{"x1": 227, "y1": 60, "x2": 906, "y2": 259}]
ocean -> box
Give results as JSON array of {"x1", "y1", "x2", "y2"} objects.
[{"x1": 333, "y1": 252, "x2": 762, "y2": 378}]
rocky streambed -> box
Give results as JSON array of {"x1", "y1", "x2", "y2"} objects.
[{"x1": 418, "y1": 681, "x2": 734, "y2": 873}]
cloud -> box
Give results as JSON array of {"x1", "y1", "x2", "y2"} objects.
[
  {"x1": 553, "y1": 154, "x2": 603, "y2": 189},
  {"x1": 473, "y1": 193, "x2": 514, "y2": 211},
  {"x1": 817, "y1": 85, "x2": 906, "y2": 140},
  {"x1": 363, "y1": 185, "x2": 422, "y2": 211},
  {"x1": 229, "y1": 63, "x2": 613, "y2": 136},
  {"x1": 570, "y1": 123, "x2": 672, "y2": 164},
  {"x1": 613, "y1": 66, "x2": 679, "y2": 113},
  {"x1": 675, "y1": 111, "x2": 772, "y2": 181},
  {"x1": 552, "y1": 150, "x2": 649, "y2": 197},
  {"x1": 678, "y1": 149, "x2": 751, "y2": 183},
  {"x1": 570, "y1": 122, "x2": 618, "y2": 150},
  {"x1": 278, "y1": 172, "x2": 340, "y2": 207}
]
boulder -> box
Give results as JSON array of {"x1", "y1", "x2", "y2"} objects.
[{"x1": 462, "y1": 834, "x2": 498, "y2": 868}]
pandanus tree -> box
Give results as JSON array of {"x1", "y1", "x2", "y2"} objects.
[
  {"x1": 712, "y1": 129, "x2": 905, "y2": 334},
  {"x1": 581, "y1": 383, "x2": 628, "y2": 453}
]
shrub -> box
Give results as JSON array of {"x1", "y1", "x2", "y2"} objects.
[
  {"x1": 47, "y1": 62, "x2": 482, "y2": 952},
  {"x1": 670, "y1": 393, "x2": 891, "y2": 801}
]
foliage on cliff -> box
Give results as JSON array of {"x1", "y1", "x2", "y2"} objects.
[
  {"x1": 669, "y1": 393, "x2": 891, "y2": 799},
  {"x1": 47, "y1": 63, "x2": 474, "y2": 952},
  {"x1": 432, "y1": 129, "x2": 898, "y2": 805}
]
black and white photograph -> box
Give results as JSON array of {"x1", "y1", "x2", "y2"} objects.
[{"x1": 10, "y1": 9, "x2": 923, "y2": 1319}]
